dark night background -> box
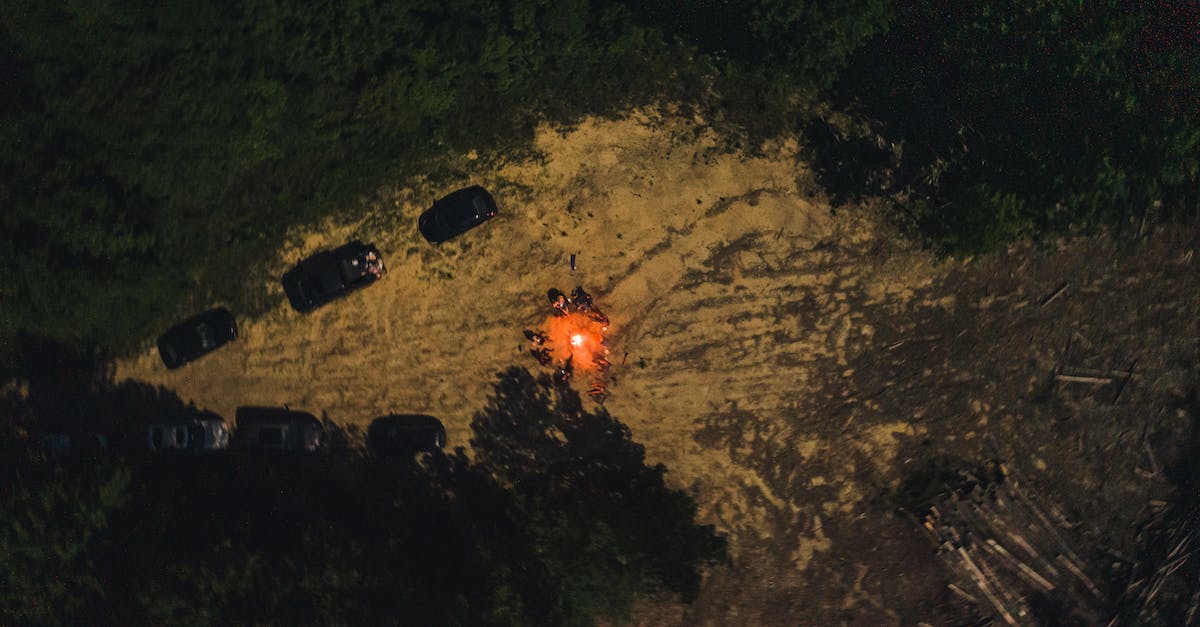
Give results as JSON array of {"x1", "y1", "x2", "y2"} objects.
[{"x1": 1, "y1": 0, "x2": 1197, "y2": 624}]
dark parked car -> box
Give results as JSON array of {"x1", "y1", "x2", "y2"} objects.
[
  {"x1": 418, "y1": 185, "x2": 498, "y2": 243},
  {"x1": 367, "y1": 414, "x2": 446, "y2": 456},
  {"x1": 146, "y1": 418, "x2": 229, "y2": 452},
  {"x1": 158, "y1": 307, "x2": 237, "y2": 369},
  {"x1": 234, "y1": 406, "x2": 324, "y2": 452},
  {"x1": 281, "y1": 241, "x2": 386, "y2": 313}
]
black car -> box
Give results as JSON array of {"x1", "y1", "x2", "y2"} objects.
[
  {"x1": 367, "y1": 414, "x2": 446, "y2": 456},
  {"x1": 157, "y1": 307, "x2": 238, "y2": 369},
  {"x1": 281, "y1": 241, "x2": 386, "y2": 312},
  {"x1": 418, "y1": 185, "x2": 498, "y2": 243},
  {"x1": 234, "y1": 406, "x2": 324, "y2": 452}
]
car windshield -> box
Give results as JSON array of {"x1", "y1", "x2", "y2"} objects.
[{"x1": 196, "y1": 323, "x2": 216, "y2": 349}]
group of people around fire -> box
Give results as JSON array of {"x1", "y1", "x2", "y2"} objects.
[{"x1": 525, "y1": 285, "x2": 612, "y2": 402}]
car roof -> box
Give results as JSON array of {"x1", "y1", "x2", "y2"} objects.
[
  {"x1": 236, "y1": 406, "x2": 320, "y2": 425},
  {"x1": 371, "y1": 414, "x2": 443, "y2": 428},
  {"x1": 161, "y1": 307, "x2": 234, "y2": 340}
]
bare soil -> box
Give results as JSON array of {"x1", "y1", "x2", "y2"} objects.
[{"x1": 117, "y1": 111, "x2": 1200, "y2": 625}]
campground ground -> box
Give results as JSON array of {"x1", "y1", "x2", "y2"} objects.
[{"x1": 116, "y1": 111, "x2": 1200, "y2": 624}]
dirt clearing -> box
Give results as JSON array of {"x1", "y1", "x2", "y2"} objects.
[{"x1": 117, "y1": 111, "x2": 1200, "y2": 624}]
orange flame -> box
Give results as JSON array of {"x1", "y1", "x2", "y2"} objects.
[{"x1": 544, "y1": 311, "x2": 609, "y2": 372}]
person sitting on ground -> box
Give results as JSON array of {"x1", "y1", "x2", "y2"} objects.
[
  {"x1": 531, "y1": 348, "x2": 553, "y2": 366},
  {"x1": 552, "y1": 295, "x2": 569, "y2": 316},
  {"x1": 571, "y1": 286, "x2": 594, "y2": 311}
]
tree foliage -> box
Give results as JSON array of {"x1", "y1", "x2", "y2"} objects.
[
  {"x1": 807, "y1": 0, "x2": 1200, "y2": 252},
  {"x1": 0, "y1": 461, "x2": 129, "y2": 625}
]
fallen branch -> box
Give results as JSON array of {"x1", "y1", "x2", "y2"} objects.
[
  {"x1": 1040, "y1": 282, "x2": 1070, "y2": 306},
  {"x1": 1054, "y1": 374, "x2": 1114, "y2": 385},
  {"x1": 1112, "y1": 358, "x2": 1138, "y2": 404}
]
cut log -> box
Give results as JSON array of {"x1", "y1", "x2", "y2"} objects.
[
  {"x1": 1054, "y1": 374, "x2": 1114, "y2": 385},
  {"x1": 1040, "y1": 282, "x2": 1070, "y2": 306}
]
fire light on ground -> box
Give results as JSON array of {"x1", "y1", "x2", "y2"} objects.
[
  {"x1": 544, "y1": 312, "x2": 608, "y2": 371},
  {"x1": 525, "y1": 286, "x2": 613, "y2": 401}
]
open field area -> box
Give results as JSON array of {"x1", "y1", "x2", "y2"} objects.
[{"x1": 113, "y1": 113, "x2": 1200, "y2": 624}]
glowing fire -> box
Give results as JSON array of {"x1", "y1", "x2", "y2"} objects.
[
  {"x1": 543, "y1": 311, "x2": 609, "y2": 372},
  {"x1": 526, "y1": 287, "x2": 613, "y2": 403}
]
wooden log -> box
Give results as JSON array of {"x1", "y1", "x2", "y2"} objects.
[
  {"x1": 985, "y1": 538, "x2": 1056, "y2": 592},
  {"x1": 958, "y1": 547, "x2": 1018, "y2": 626},
  {"x1": 1056, "y1": 554, "x2": 1101, "y2": 598},
  {"x1": 973, "y1": 499, "x2": 1063, "y2": 579},
  {"x1": 1054, "y1": 374, "x2": 1114, "y2": 385},
  {"x1": 974, "y1": 548, "x2": 1029, "y2": 619},
  {"x1": 1112, "y1": 359, "x2": 1138, "y2": 404},
  {"x1": 1005, "y1": 475, "x2": 1095, "y2": 586},
  {"x1": 948, "y1": 582, "x2": 979, "y2": 604},
  {"x1": 1040, "y1": 282, "x2": 1070, "y2": 306}
]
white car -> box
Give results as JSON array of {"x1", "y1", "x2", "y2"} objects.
[{"x1": 147, "y1": 419, "x2": 229, "y2": 452}]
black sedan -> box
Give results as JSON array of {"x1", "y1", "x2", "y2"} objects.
[
  {"x1": 281, "y1": 241, "x2": 386, "y2": 313},
  {"x1": 234, "y1": 406, "x2": 324, "y2": 452},
  {"x1": 157, "y1": 307, "x2": 238, "y2": 369},
  {"x1": 367, "y1": 414, "x2": 446, "y2": 456},
  {"x1": 418, "y1": 185, "x2": 498, "y2": 243}
]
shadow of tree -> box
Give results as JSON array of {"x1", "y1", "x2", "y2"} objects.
[{"x1": 469, "y1": 366, "x2": 727, "y2": 617}]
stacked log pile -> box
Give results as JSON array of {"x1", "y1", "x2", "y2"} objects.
[{"x1": 910, "y1": 466, "x2": 1105, "y2": 625}]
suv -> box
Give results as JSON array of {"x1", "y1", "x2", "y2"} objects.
[
  {"x1": 418, "y1": 185, "x2": 498, "y2": 243},
  {"x1": 146, "y1": 418, "x2": 229, "y2": 452},
  {"x1": 281, "y1": 241, "x2": 386, "y2": 313},
  {"x1": 234, "y1": 406, "x2": 324, "y2": 452},
  {"x1": 157, "y1": 307, "x2": 238, "y2": 369},
  {"x1": 367, "y1": 414, "x2": 447, "y2": 456}
]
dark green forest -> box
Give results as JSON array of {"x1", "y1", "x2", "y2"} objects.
[
  {"x1": 1, "y1": 0, "x2": 1198, "y2": 623},
  {"x1": 2, "y1": 0, "x2": 1196, "y2": 372}
]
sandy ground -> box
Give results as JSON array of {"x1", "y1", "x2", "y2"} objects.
[{"x1": 116, "y1": 111, "x2": 1200, "y2": 624}]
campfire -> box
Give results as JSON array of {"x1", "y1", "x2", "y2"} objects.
[{"x1": 526, "y1": 286, "x2": 613, "y2": 402}]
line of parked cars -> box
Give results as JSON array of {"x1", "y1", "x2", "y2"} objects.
[
  {"x1": 155, "y1": 185, "x2": 499, "y2": 369},
  {"x1": 42, "y1": 411, "x2": 446, "y2": 459},
  {"x1": 47, "y1": 188, "x2": 496, "y2": 462}
]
